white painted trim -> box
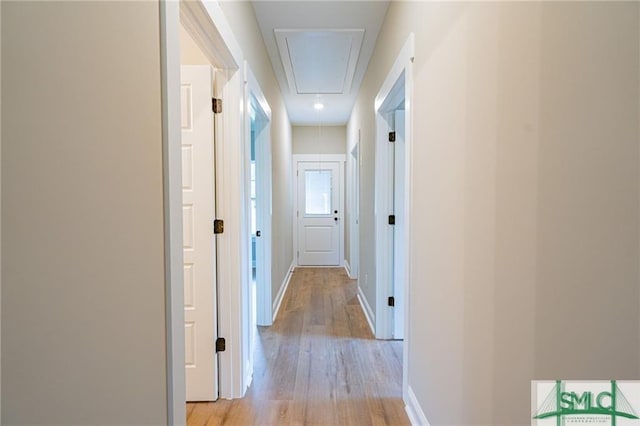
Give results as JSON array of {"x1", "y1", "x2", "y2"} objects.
[
  {"x1": 343, "y1": 260, "x2": 351, "y2": 278},
  {"x1": 159, "y1": 2, "x2": 186, "y2": 424},
  {"x1": 405, "y1": 386, "x2": 430, "y2": 426},
  {"x1": 181, "y1": 0, "x2": 242, "y2": 70},
  {"x1": 272, "y1": 262, "x2": 295, "y2": 322},
  {"x1": 292, "y1": 154, "x2": 346, "y2": 268},
  {"x1": 347, "y1": 133, "x2": 360, "y2": 280},
  {"x1": 357, "y1": 288, "x2": 375, "y2": 336},
  {"x1": 373, "y1": 33, "x2": 414, "y2": 400},
  {"x1": 246, "y1": 64, "x2": 272, "y2": 121},
  {"x1": 374, "y1": 33, "x2": 414, "y2": 113},
  {"x1": 241, "y1": 63, "x2": 272, "y2": 395},
  {"x1": 215, "y1": 68, "x2": 245, "y2": 399},
  {"x1": 179, "y1": 1, "x2": 237, "y2": 70},
  {"x1": 402, "y1": 33, "x2": 415, "y2": 405},
  {"x1": 173, "y1": 0, "x2": 246, "y2": 401},
  {"x1": 244, "y1": 363, "x2": 253, "y2": 394},
  {"x1": 244, "y1": 62, "x2": 272, "y2": 332}
]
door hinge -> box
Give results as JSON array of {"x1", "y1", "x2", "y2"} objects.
[
  {"x1": 212, "y1": 98, "x2": 222, "y2": 114},
  {"x1": 388, "y1": 131, "x2": 396, "y2": 142},
  {"x1": 216, "y1": 337, "x2": 226, "y2": 352},
  {"x1": 388, "y1": 214, "x2": 396, "y2": 225},
  {"x1": 213, "y1": 219, "x2": 224, "y2": 234},
  {"x1": 388, "y1": 296, "x2": 395, "y2": 307}
]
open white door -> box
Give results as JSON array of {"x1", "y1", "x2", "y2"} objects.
[
  {"x1": 181, "y1": 65, "x2": 218, "y2": 401},
  {"x1": 297, "y1": 161, "x2": 341, "y2": 266}
]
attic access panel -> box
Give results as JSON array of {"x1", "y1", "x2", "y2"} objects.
[{"x1": 275, "y1": 29, "x2": 364, "y2": 95}]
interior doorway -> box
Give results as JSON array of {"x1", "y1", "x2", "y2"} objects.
[
  {"x1": 373, "y1": 34, "x2": 413, "y2": 348},
  {"x1": 373, "y1": 34, "x2": 414, "y2": 403},
  {"x1": 162, "y1": 2, "x2": 248, "y2": 420},
  {"x1": 245, "y1": 66, "x2": 272, "y2": 330},
  {"x1": 293, "y1": 154, "x2": 345, "y2": 267},
  {"x1": 375, "y1": 75, "x2": 407, "y2": 341}
]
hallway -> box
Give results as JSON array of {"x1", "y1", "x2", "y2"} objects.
[{"x1": 187, "y1": 268, "x2": 409, "y2": 425}]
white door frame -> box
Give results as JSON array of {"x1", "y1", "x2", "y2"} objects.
[
  {"x1": 293, "y1": 154, "x2": 345, "y2": 268},
  {"x1": 348, "y1": 134, "x2": 360, "y2": 279},
  {"x1": 160, "y1": 1, "x2": 249, "y2": 423},
  {"x1": 373, "y1": 34, "x2": 414, "y2": 401},
  {"x1": 243, "y1": 64, "x2": 272, "y2": 330}
]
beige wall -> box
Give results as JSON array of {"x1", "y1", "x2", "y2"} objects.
[
  {"x1": 292, "y1": 125, "x2": 346, "y2": 155},
  {"x1": 349, "y1": 2, "x2": 640, "y2": 424},
  {"x1": 180, "y1": 25, "x2": 210, "y2": 65},
  {"x1": 2, "y1": 2, "x2": 167, "y2": 424},
  {"x1": 218, "y1": 2, "x2": 293, "y2": 304}
]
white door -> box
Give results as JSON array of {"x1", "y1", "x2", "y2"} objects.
[
  {"x1": 297, "y1": 161, "x2": 340, "y2": 266},
  {"x1": 181, "y1": 65, "x2": 218, "y2": 401},
  {"x1": 392, "y1": 110, "x2": 405, "y2": 339}
]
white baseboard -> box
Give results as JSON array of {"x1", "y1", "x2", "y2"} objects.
[
  {"x1": 344, "y1": 260, "x2": 351, "y2": 277},
  {"x1": 272, "y1": 261, "x2": 295, "y2": 322},
  {"x1": 357, "y1": 287, "x2": 375, "y2": 336},
  {"x1": 405, "y1": 386, "x2": 430, "y2": 426},
  {"x1": 244, "y1": 362, "x2": 253, "y2": 393}
]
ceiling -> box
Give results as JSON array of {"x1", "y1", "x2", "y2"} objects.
[{"x1": 252, "y1": 1, "x2": 390, "y2": 125}]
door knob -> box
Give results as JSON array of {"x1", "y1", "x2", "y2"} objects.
[
  {"x1": 256, "y1": 230, "x2": 261, "y2": 237},
  {"x1": 334, "y1": 217, "x2": 338, "y2": 222}
]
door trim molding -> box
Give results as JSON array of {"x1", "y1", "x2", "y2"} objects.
[
  {"x1": 245, "y1": 63, "x2": 272, "y2": 329},
  {"x1": 373, "y1": 33, "x2": 414, "y2": 403},
  {"x1": 243, "y1": 64, "x2": 272, "y2": 403},
  {"x1": 272, "y1": 261, "x2": 295, "y2": 322},
  {"x1": 161, "y1": 1, "x2": 247, "y2": 421},
  {"x1": 159, "y1": 2, "x2": 185, "y2": 423},
  {"x1": 347, "y1": 135, "x2": 360, "y2": 280},
  {"x1": 292, "y1": 154, "x2": 346, "y2": 268}
]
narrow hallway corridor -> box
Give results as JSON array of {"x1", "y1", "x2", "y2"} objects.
[{"x1": 187, "y1": 268, "x2": 409, "y2": 425}]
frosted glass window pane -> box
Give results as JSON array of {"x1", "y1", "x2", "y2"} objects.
[{"x1": 305, "y1": 170, "x2": 332, "y2": 214}]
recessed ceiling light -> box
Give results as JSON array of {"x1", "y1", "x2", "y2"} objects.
[{"x1": 313, "y1": 102, "x2": 324, "y2": 110}]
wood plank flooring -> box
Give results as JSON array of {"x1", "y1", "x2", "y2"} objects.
[{"x1": 187, "y1": 267, "x2": 409, "y2": 426}]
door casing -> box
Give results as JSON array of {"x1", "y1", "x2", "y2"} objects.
[
  {"x1": 347, "y1": 136, "x2": 360, "y2": 279},
  {"x1": 243, "y1": 64, "x2": 272, "y2": 382},
  {"x1": 160, "y1": 1, "x2": 250, "y2": 423},
  {"x1": 373, "y1": 33, "x2": 414, "y2": 402}
]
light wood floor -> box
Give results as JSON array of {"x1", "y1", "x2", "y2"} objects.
[{"x1": 187, "y1": 267, "x2": 409, "y2": 425}]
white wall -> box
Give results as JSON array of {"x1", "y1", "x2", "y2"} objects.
[
  {"x1": 350, "y1": 2, "x2": 640, "y2": 424},
  {"x1": 218, "y1": 2, "x2": 293, "y2": 308},
  {"x1": 292, "y1": 125, "x2": 346, "y2": 155},
  {"x1": 2, "y1": 2, "x2": 168, "y2": 424}
]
